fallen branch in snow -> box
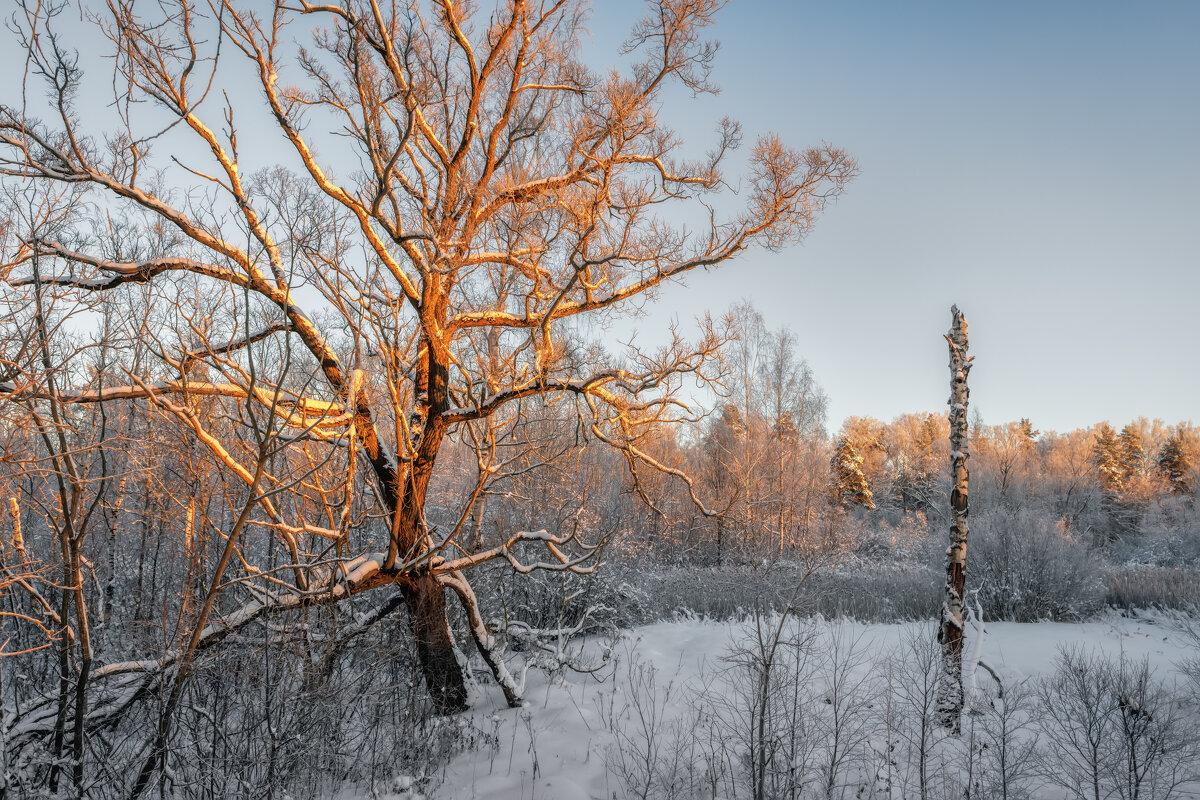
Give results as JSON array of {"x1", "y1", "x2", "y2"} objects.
[
  {"x1": 5, "y1": 552, "x2": 394, "y2": 755},
  {"x1": 6, "y1": 518, "x2": 604, "y2": 756},
  {"x1": 964, "y1": 589, "x2": 1004, "y2": 701},
  {"x1": 976, "y1": 660, "x2": 1004, "y2": 700}
]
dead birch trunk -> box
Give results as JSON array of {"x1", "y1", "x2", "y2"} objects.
[{"x1": 937, "y1": 304, "x2": 972, "y2": 732}]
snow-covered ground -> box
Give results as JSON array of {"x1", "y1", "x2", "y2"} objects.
[{"x1": 365, "y1": 612, "x2": 1199, "y2": 799}]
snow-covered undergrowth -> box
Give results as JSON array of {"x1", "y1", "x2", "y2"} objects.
[{"x1": 360, "y1": 613, "x2": 1200, "y2": 800}]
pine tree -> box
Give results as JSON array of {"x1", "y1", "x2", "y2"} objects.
[
  {"x1": 829, "y1": 437, "x2": 876, "y2": 510},
  {"x1": 1093, "y1": 423, "x2": 1123, "y2": 495},
  {"x1": 1093, "y1": 422, "x2": 1131, "y2": 536},
  {"x1": 1157, "y1": 433, "x2": 1192, "y2": 495},
  {"x1": 718, "y1": 403, "x2": 747, "y2": 439},
  {"x1": 1118, "y1": 425, "x2": 1145, "y2": 484},
  {"x1": 773, "y1": 412, "x2": 799, "y2": 445}
]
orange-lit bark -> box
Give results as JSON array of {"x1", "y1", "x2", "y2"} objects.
[{"x1": 0, "y1": 0, "x2": 854, "y2": 743}]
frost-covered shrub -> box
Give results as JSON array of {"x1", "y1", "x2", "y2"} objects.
[
  {"x1": 471, "y1": 558, "x2": 635, "y2": 634},
  {"x1": 631, "y1": 562, "x2": 941, "y2": 623},
  {"x1": 571, "y1": 560, "x2": 656, "y2": 629},
  {"x1": 1105, "y1": 567, "x2": 1200, "y2": 611},
  {"x1": 806, "y1": 566, "x2": 941, "y2": 621},
  {"x1": 854, "y1": 511, "x2": 933, "y2": 562},
  {"x1": 970, "y1": 508, "x2": 1105, "y2": 621},
  {"x1": 638, "y1": 563, "x2": 813, "y2": 621},
  {"x1": 1114, "y1": 495, "x2": 1200, "y2": 567},
  {"x1": 103, "y1": 613, "x2": 478, "y2": 799}
]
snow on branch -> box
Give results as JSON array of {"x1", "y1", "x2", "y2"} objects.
[
  {"x1": 433, "y1": 525, "x2": 606, "y2": 576},
  {"x1": 6, "y1": 552, "x2": 396, "y2": 751}
]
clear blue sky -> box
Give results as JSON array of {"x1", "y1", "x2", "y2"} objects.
[
  {"x1": 587, "y1": 1, "x2": 1200, "y2": 433},
  {"x1": 6, "y1": 2, "x2": 1196, "y2": 434}
]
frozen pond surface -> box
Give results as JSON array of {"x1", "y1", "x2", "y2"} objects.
[{"x1": 358, "y1": 612, "x2": 1199, "y2": 799}]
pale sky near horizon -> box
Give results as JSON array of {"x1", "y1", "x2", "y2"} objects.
[
  {"x1": 585, "y1": 0, "x2": 1200, "y2": 434},
  {"x1": 4, "y1": 1, "x2": 1197, "y2": 435}
]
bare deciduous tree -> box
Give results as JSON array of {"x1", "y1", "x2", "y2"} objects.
[{"x1": 0, "y1": 1, "x2": 855, "y2": 756}]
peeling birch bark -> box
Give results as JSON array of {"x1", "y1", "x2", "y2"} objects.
[{"x1": 937, "y1": 304, "x2": 973, "y2": 733}]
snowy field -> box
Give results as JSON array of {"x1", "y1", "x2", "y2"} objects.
[{"x1": 358, "y1": 612, "x2": 1200, "y2": 799}]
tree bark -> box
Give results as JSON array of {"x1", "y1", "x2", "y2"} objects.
[
  {"x1": 0, "y1": 0, "x2": 856, "y2": 730},
  {"x1": 401, "y1": 576, "x2": 469, "y2": 714},
  {"x1": 937, "y1": 304, "x2": 972, "y2": 733}
]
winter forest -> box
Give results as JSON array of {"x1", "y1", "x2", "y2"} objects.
[{"x1": 1, "y1": 1, "x2": 1199, "y2": 798}]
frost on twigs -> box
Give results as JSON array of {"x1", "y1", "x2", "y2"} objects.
[{"x1": 0, "y1": 0, "x2": 855, "y2": 788}]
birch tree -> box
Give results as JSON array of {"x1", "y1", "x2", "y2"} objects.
[
  {"x1": 937, "y1": 304, "x2": 971, "y2": 732},
  {"x1": 0, "y1": 0, "x2": 855, "y2": 734}
]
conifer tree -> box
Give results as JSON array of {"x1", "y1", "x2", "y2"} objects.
[
  {"x1": 1157, "y1": 433, "x2": 1193, "y2": 496},
  {"x1": 1118, "y1": 425, "x2": 1146, "y2": 484},
  {"x1": 829, "y1": 437, "x2": 875, "y2": 510},
  {"x1": 774, "y1": 412, "x2": 799, "y2": 444},
  {"x1": 1093, "y1": 423, "x2": 1124, "y2": 495},
  {"x1": 1093, "y1": 422, "x2": 1128, "y2": 536}
]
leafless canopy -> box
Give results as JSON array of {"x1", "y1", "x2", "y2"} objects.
[{"x1": 0, "y1": 0, "x2": 855, "y2": 721}]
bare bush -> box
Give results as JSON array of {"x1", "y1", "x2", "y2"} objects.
[
  {"x1": 971, "y1": 509, "x2": 1105, "y2": 621},
  {"x1": 1036, "y1": 647, "x2": 1200, "y2": 800},
  {"x1": 972, "y1": 678, "x2": 1040, "y2": 800},
  {"x1": 889, "y1": 626, "x2": 947, "y2": 800},
  {"x1": 709, "y1": 613, "x2": 824, "y2": 800},
  {"x1": 606, "y1": 652, "x2": 684, "y2": 800},
  {"x1": 606, "y1": 617, "x2": 894, "y2": 800}
]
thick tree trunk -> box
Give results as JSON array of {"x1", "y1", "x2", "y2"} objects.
[
  {"x1": 937, "y1": 304, "x2": 972, "y2": 733},
  {"x1": 402, "y1": 575, "x2": 469, "y2": 715}
]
